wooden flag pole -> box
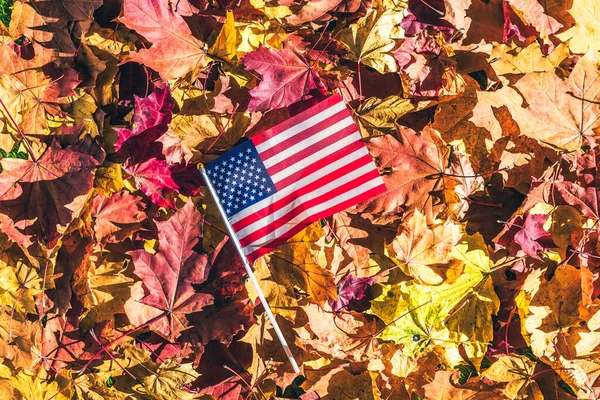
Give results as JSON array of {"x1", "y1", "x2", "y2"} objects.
[{"x1": 200, "y1": 167, "x2": 301, "y2": 374}]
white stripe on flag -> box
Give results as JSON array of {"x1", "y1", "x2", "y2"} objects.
[
  {"x1": 228, "y1": 145, "x2": 370, "y2": 225},
  {"x1": 235, "y1": 162, "x2": 377, "y2": 240},
  {"x1": 241, "y1": 178, "x2": 384, "y2": 255},
  {"x1": 254, "y1": 101, "x2": 348, "y2": 153},
  {"x1": 261, "y1": 116, "x2": 355, "y2": 168},
  {"x1": 270, "y1": 131, "x2": 363, "y2": 184}
]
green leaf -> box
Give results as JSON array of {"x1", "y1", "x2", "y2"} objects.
[{"x1": 371, "y1": 233, "x2": 500, "y2": 368}]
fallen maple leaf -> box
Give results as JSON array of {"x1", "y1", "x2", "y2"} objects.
[
  {"x1": 552, "y1": 148, "x2": 600, "y2": 220},
  {"x1": 496, "y1": 213, "x2": 555, "y2": 259},
  {"x1": 242, "y1": 46, "x2": 324, "y2": 111},
  {"x1": 298, "y1": 302, "x2": 378, "y2": 361},
  {"x1": 503, "y1": 0, "x2": 563, "y2": 48},
  {"x1": 0, "y1": 141, "x2": 103, "y2": 248},
  {"x1": 394, "y1": 26, "x2": 461, "y2": 100},
  {"x1": 90, "y1": 191, "x2": 147, "y2": 243},
  {"x1": 338, "y1": 9, "x2": 405, "y2": 74},
  {"x1": 354, "y1": 95, "x2": 415, "y2": 137},
  {"x1": 0, "y1": 41, "x2": 73, "y2": 135},
  {"x1": 482, "y1": 354, "x2": 543, "y2": 399},
  {"x1": 329, "y1": 273, "x2": 375, "y2": 312},
  {"x1": 114, "y1": 86, "x2": 175, "y2": 152},
  {"x1": 119, "y1": 0, "x2": 208, "y2": 81},
  {"x1": 209, "y1": 10, "x2": 238, "y2": 61},
  {"x1": 124, "y1": 200, "x2": 214, "y2": 341},
  {"x1": 265, "y1": 223, "x2": 338, "y2": 306},
  {"x1": 512, "y1": 50, "x2": 600, "y2": 151},
  {"x1": 123, "y1": 157, "x2": 179, "y2": 209},
  {"x1": 373, "y1": 233, "x2": 499, "y2": 367},
  {"x1": 8, "y1": 1, "x2": 78, "y2": 61},
  {"x1": 355, "y1": 125, "x2": 460, "y2": 222},
  {"x1": 157, "y1": 130, "x2": 193, "y2": 165},
  {"x1": 556, "y1": 0, "x2": 600, "y2": 54},
  {"x1": 285, "y1": 0, "x2": 343, "y2": 25},
  {"x1": 423, "y1": 370, "x2": 505, "y2": 400},
  {"x1": 385, "y1": 209, "x2": 463, "y2": 285},
  {"x1": 516, "y1": 265, "x2": 582, "y2": 359},
  {"x1": 140, "y1": 360, "x2": 201, "y2": 400}
]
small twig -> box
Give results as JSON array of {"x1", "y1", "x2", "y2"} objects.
[
  {"x1": 357, "y1": 60, "x2": 363, "y2": 100},
  {"x1": 417, "y1": 0, "x2": 445, "y2": 16},
  {"x1": 204, "y1": 103, "x2": 239, "y2": 155},
  {"x1": 203, "y1": 219, "x2": 229, "y2": 238},
  {"x1": 0, "y1": 97, "x2": 37, "y2": 161},
  {"x1": 489, "y1": 256, "x2": 527, "y2": 273},
  {"x1": 76, "y1": 312, "x2": 167, "y2": 376},
  {"x1": 309, "y1": 22, "x2": 331, "y2": 69},
  {"x1": 89, "y1": 329, "x2": 142, "y2": 383}
]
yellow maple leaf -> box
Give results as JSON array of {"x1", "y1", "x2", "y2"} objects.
[
  {"x1": 516, "y1": 265, "x2": 581, "y2": 358},
  {"x1": 373, "y1": 233, "x2": 499, "y2": 368},
  {"x1": 355, "y1": 95, "x2": 415, "y2": 137},
  {"x1": 209, "y1": 10, "x2": 239, "y2": 62},
  {"x1": 246, "y1": 257, "x2": 298, "y2": 320},
  {"x1": 482, "y1": 355, "x2": 543, "y2": 400},
  {"x1": 0, "y1": 365, "x2": 71, "y2": 400},
  {"x1": 556, "y1": 0, "x2": 600, "y2": 54},
  {"x1": 385, "y1": 210, "x2": 463, "y2": 285},
  {"x1": 264, "y1": 223, "x2": 338, "y2": 305},
  {"x1": 338, "y1": 9, "x2": 404, "y2": 74},
  {"x1": 512, "y1": 50, "x2": 600, "y2": 151}
]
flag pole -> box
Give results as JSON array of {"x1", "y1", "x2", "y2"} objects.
[{"x1": 200, "y1": 167, "x2": 301, "y2": 374}]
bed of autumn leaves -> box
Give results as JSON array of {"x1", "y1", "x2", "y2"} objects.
[{"x1": 3, "y1": 0, "x2": 600, "y2": 398}]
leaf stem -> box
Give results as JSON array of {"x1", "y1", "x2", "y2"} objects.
[
  {"x1": 204, "y1": 103, "x2": 239, "y2": 156},
  {"x1": 48, "y1": 377, "x2": 89, "y2": 400},
  {"x1": 0, "y1": 97, "x2": 37, "y2": 162},
  {"x1": 357, "y1": 60, "x2": 363, "y2": 100},
  {"x1": 489, "y1": 256, "x2": 527, "y2": 273},
  {"x1": 76, "y1": 312, "x2": 167, "y2": 376},
  {"x1": 203, "y1": 218, "x2": 229, "y2": 238},
  {"x1": 417, "y1": 0, "x2": 444, "y2": 16},
  {"x1": 309, "y1": 22, "x2": 330, "y2": 69},
  {"x1": 313, "y1": 27, "x2": 344, "y2": 68}
]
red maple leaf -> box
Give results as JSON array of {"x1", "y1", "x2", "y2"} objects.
[
  {"x1": 0, "y1": 141, "x2": 103, "y2": 249},
  {"x1": 123, "y1": 157, "x2": 179, "y2": 209},
  {"x1": 125, "y1": 201, "x2": 215, "y2": 341},
  {"x1": 496, "y1": 214, "x2": 556, "y2": 259},
  {"x1": 119, "y1": 0, "x2": 207, "y2": 80},
  {"x1": 114, "y1": 86, "x2": 174, "y2": 152},
  {"x1": 90, "y1": 191, "x2": 147, "y2": 243},
  {"x1": 242, "y1": 46, "x2": 325, "y2": 112}
]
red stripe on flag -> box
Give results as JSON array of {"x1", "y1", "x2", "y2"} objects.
[
  {"x1": 258, "y1": 110, "x2": 350, "y2": 162},
  {"x1": 238, "y1": 168, "x2": 383, "y2": 247},
  {"x1": 232, "y1": 152, "x2": 377, "y2": 232},
  {"x1": 274, "y1": 139, "x2": 367, "y2": 190},
  {"x1": 244, "y1": 183, "x2": 387, "y2": 263},
  {"x1": 265, "y1": 125, "x2": 360, "y2": 178},
  {"x1": 251, "y1": 93, "x2": 344, "y2": 146}
]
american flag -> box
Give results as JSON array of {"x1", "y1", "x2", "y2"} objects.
[{"x1": 205, "y1": 93, "x2": 387, "y2": 262}]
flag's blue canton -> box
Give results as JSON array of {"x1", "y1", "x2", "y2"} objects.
[{"x1": 205, "y1": 140, "x2": 277, "y2": 218}]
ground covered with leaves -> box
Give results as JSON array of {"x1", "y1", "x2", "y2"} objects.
[{"x1": 0, "y1": 0, "x2": 599, "y2": 398}]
